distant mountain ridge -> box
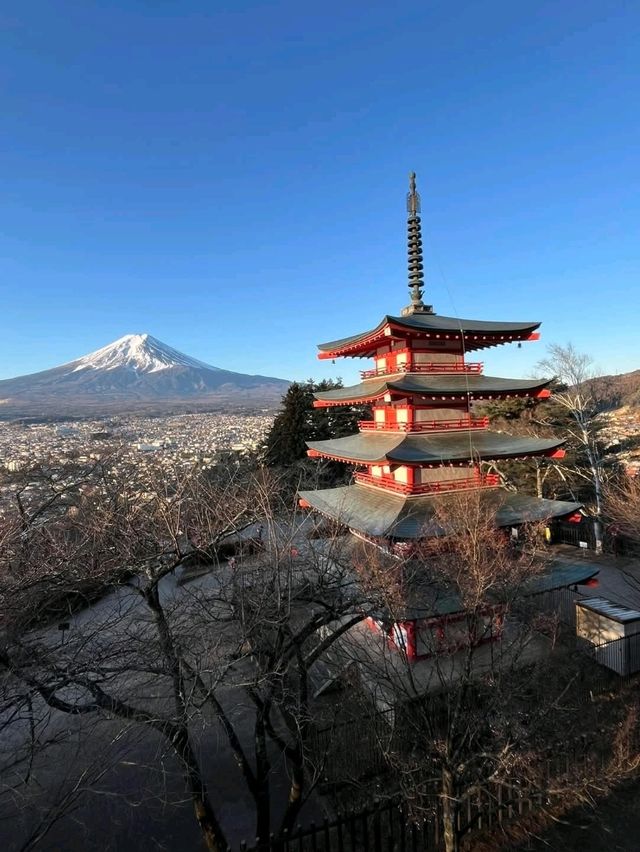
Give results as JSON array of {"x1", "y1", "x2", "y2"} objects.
[
  {"x1": 0, "y1": 334, "x2": 290, "y2": 419},
  {"x1": 593, "y1": 369, "x2": 640, "y2": 411}
]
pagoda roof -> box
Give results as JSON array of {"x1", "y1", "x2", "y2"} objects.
[
  {"x1": 298, "y1": 484, "x2": 581, "y2": 540},
  {"x1": 306, "y1": 431, "x2": 565, "y2": 465},
  {"x1": 318, "y1": 313, "x2": 541, "y2": 358},
  {"x1": 396, "y1": 561, "x2": 600, "y2": 620},
  {"x1": 313, "y1": 374, "x2": 550, "y2": 405},
  {"x1": 310, "y1": 537, "x2": 598, "y2": 620}
]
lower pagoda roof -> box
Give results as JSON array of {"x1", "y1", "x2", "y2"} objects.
[
  {"x1": 306, "y1": 431, "x2": 565, "y2": 464},
  {"x1": 313, "y1": 374, "x2": 550, "y2": 405},
  {"x1": 312, "y1": 536, "x2": 599, "y2": 621},
  {"x1": 298, "y1": 484, "x2": 581, "y2": 540},
  {"x1": 318, "y1": 313, "x2": 541, "y2": 358}
]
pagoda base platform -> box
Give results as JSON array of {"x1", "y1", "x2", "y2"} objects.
[{"x1": 298, "y1": 483, "x2": 581, "y2": 539}]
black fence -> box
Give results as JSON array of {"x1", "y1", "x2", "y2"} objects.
[
  {"x1": 549, "y1": 517, "x2": 640, "y2": 556},
  {"x1": 240, "y1": 798, "x2": 439, "y2": 852},
  {"x1": 548, "y1": 519, "x2": 597, "y2": 549},
  {"x1": 238, "y1": 734, "x2": 627, "y2": 852},
  {"x1": 581, "y1": 631, "x2": 640, "y2": 678},
  {"x1": 527, "y1": 584, "x2": 584, "y2": 629}
]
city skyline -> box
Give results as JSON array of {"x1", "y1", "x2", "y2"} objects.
[{"x1": 1, "y1": 1, "x2": 638, "y2": 384}]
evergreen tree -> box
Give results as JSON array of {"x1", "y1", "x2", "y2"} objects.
[
  {"x1": 262, "y1": 379, "x2": 369, "y2": 473},
  {"x1": 262, "y1": 381, "x2": 315, "y2": 467}
]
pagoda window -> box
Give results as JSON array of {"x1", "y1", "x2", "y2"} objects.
[
  {"x1": 396, "y1": 408, "x2": 409, "y2": 425},
  {"x1": 374, "y1": 408, "x2": 387, "y2": 425},
  {"x1": 392, "y1": 466, "x2": 410, "y2": 484},
  {"x1": 414, "y1": 407, "x2": 467, "y2": 423},
  {"x1": 396, "y1": 350, "x2": 409, "y2": 369},
  {"x1": 415, "y1": 467, "x2": 479, "y2": 485},
  {"x1": 370, "y1": 464, "x2": 390, "y2": 478},
  {"x1": 412, "y1": 350, "x2": 461, "y2": 366}
]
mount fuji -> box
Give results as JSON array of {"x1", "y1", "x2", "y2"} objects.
[{"x1": 0, "y1": 334, "x2": 290, "y2": 418}]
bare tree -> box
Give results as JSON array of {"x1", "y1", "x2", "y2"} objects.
[
  {"x1": 0, "y1": 454, "x2": 372, "y2": 850},
  {"x1": 323, "y1": 491, "x2": 623, "y2": 852},
  {"x1": 606, "y1": 474, "x2": 640, "y2": 545},
  {"x1": 536, "y1": 343, "x2": 607, "y2": 551}
]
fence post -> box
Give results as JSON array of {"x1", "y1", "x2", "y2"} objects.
[
  {"x1": 336, "y1": 815, "x2": 344, "y2": 852},
  {"x1": 373, "y1": 798, "x2": 382, "y2": 852}
]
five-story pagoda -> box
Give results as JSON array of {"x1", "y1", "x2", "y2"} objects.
[{"x1": 299, "y1": 173, "x2": 581, "y2": 542}]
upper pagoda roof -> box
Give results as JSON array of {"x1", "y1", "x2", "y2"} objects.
[
  {"x1": 306, "y1": 431, "x2": 564, "y2": 465},
  {"x1": 313, "y1": 374, "x2": 550, "y2": 406},
  {"x1": 298, "y1": 484, "x2": 580, "y2": 540},
  {"x1": 318, "y1": 313, "x2": 541, "y2": 358}
]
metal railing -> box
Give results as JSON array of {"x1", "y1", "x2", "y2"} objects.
[
  {"x1": 239, "y1": 731, "x2": 632, "y2": 851},
  {"x1": 582, "y1": 632, "x2": 640, "y2": 678}
]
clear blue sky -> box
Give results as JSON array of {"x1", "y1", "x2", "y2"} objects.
[{"x1": 0, "y1": 0, "x2": 638, "y2": 385}]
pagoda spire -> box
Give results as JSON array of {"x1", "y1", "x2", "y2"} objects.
[{"x1": 402, "y1": 171, "x2": 433, "y2": 316}]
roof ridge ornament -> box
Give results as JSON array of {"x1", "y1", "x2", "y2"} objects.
[{"x1": 402, "y1": 171, "x2": 434, "y2": 317}]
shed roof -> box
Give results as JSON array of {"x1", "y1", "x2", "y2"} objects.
[{"x1": 576, "y1": 597, "x2": 640, "y2": 623}]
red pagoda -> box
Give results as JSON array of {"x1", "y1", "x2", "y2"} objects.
[
  {"x1": 299, "y1": 173, "x2": 581, "y2": 545},
  {"x1": 298, "y1": 173, "x2": 597, "y2": 664}
]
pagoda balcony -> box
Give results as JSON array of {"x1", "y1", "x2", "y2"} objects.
[
  {"x1": 354, "y1": 472, "x2": 501, "y2": 495},
  {"x1": 357, "y1": 416, "x2": 489, "y2": 433},
  {"x1": 360, "y1": 362, "x2": 483, "y2": 380}
]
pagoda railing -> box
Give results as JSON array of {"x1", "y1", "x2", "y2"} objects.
[
  {"x1": 360, "y1": 362, "x2": 483, "y2": 379},
  {"x1": 355, "y1": 472, "x2": 500, "y2": 495},
  {"x1": 358, "y1": 416, "x2": 489, "y2": 433}
]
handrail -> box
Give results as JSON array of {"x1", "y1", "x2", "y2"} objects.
[
  {"x1": 355, "y1": 472, "x2": 500, "y2": 495},
  {"x1": 358, "y1": 417, "x2": 489, "y2": 433},
  {"x1": 360, "y1": 362, "x2": 483, "y2": 379}
]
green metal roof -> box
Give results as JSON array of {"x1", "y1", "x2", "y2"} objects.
[
  {"x1": 522, "y1": 562, "x2": 600, "y2": 595},
  {"x1": 299, "y1": 484, "x2": 581, "y2": 540},
  {"x1": 310, "y1": 538, "x2": 598, "y2": 620},
  {"x1": 306, "y1": 431, "x2": 564, "y2": 464},
  {"x1": 313, "y1": 374, "x2": 550, "y2": 404},
  {"x1": 318, "y1": 313, "x2": 541, "y2": 354}
]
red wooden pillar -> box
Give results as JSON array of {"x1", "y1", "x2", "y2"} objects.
[
  {"x1": 405, "y1": 466, "x2": 415, "y2": 489},
  {"x1": 405, "y1": 621, "x2": 417, "y2": 661}
]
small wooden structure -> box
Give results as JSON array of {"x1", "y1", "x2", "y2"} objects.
[{"x1": 576, "y1": 597, "x2": 640, "y2": 675}]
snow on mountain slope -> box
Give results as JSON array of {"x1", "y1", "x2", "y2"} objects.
[
  {"x1": 69, "y1": 333, "x2": 221, "y2": 374},
  {"x1": 0, "y1": 333, "x2": 289, "y2": 416}
]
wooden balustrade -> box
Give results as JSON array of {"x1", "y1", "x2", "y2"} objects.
[
  {"x1": 355, "y1": 472, "x2": 500, "y2": 495},
  {"x1": 358, "y1": 417, "x2": 489, "y2": 433},
  {"x1": 360, "y1": 362, "x2": 483, "y2": 379}
]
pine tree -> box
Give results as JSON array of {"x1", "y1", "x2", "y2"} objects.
[
  {"x1": 262, "y1": 381, "x2": 315, "y2": 467},
  {"x1": 262, "y1": 379, "x2": 368, "y2": 471}
]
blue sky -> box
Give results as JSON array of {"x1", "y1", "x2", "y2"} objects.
[{"x1": 0, "y1": 0, "x2": 638, "y2": 385}]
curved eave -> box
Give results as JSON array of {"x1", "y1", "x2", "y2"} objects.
[
  {"x1": 317, "y1": 315, "x2": 541, "y2": 359},
  {"x1": 313, "y1": 375, "x2": 552, "y2": 407},
  {"x1": 306, "y1": 433, "x2": 566, "y2": 465},
  {"x1": 298, "y1": 484, "x2": 581, "y2": 540}
]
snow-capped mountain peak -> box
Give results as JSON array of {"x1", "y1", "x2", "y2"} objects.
[
  {"x1": 0, "y1": 333, "x2": 289, "y2": 417},
  {"x1": 70, "y1": 333, "x2": 220, "y2": 374}
]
